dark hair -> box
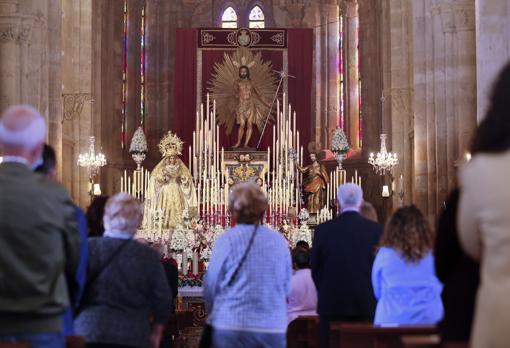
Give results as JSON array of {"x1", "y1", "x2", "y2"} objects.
[
  {"x1": 296, "y1": 240, "x2": 310, "y2": 250},
  {"x1": 379, "y1": 205, "x2": 434, "y2": 263},
  {"x1": 34, "y1": 144, "x2": 56, "y2": 175},
  {"x1": 471, "y1": 62, "x2": 510, "y2": 154},
  {"x1": 86, "y1": 195, "x2": 109, "y2": 237},
  {"x1": 239, "y1": 65, "x2": 250, "y2": 79},
  {"x1": 293, "y1": 248, "x2": 310, "y2": 269}
]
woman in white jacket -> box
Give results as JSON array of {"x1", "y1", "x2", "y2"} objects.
[{"x1": 458, "y1": 62, "x2": 510, "y2": 348}]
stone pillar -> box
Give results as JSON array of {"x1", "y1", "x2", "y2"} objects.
[
  {"x1": 0, "y1": 0, "x2": 32, "y2": 111},
  {"x1": 343, "y1": 0, "x2": 360, "y2": 150},
  {"x1": 476, "y1": 0, "x2": 510, "y2": 121},
  {"x1": 411, "y1": 0, "x2": 476, "y2": 222}
]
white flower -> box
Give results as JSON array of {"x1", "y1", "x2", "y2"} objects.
[
  {"x1": 331, "y1": 126, "x2": 349, "y2": 154},
  {"x1": 129, "y1": 126, "x2": 148, "y2": 154}
]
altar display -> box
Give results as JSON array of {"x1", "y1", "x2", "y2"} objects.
[{"x1": 120, "y1": 47, "x2": 362, "y2": 275}]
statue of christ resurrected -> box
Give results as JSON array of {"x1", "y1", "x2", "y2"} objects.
[{"x1": 209, "y1": 47, "x2": 277, "y2": 149}]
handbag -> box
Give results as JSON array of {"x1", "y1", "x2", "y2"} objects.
[
  {"x1": 74, "y1": 239, "x2": 131, "y2": 318},
  {"x1": 199, "y1": 224, "x2": 259, "y2": 348}
]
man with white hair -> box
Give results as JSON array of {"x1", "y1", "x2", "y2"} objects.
[
  {"x1": 311, "y1": 183, "x2": 383, "y2": 348},
  {"x1": 0, "y1": 105, "x2": 81, "y2": 348}
]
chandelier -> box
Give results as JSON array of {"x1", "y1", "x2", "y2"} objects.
[
  {"x1": 78, "y1": 136, "x2": 107, "y2": 178},
  {"x1": 368, "y1": 134, "x2": 398, "y2": 175}
]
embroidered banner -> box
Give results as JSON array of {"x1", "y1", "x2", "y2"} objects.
[{"x1": 198, "y1": 28, "x2": 287, "y2": 49}]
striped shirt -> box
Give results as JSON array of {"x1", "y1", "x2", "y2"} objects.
[{"x1": 204, "y1": 224, "x2": 292, "y2": 333}]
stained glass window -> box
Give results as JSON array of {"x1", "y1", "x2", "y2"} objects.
[
  {"x1": 221, "y1": 7, "x2": 238, "y2": 28},
  {"x1": 338, "y1": 15, "x2": 344, "y2": 129},
  {"x1": 140, "y1": 4, "x2": 146, "y2": 128},
  {"x1": 249, "y1": 6, "x2": 265, "y2": 28}
]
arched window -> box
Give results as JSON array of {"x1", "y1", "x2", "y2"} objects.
[
  {"x1": 221, "y1": 7, "x2": 238, "y2": 28},
  {"x1": 249, "y1": 6, "x2": 265, "y2": 28}
]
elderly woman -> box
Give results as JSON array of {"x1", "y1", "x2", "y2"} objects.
[
  {"x1": 75, "y1": 193, "x2": 171, "y2": 348},
  {"x1": 204, "y1": 182, "x2": 292, "y2": 348}
]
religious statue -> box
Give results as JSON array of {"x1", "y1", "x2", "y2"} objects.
[
  {"x1": 144, "y1": 132, "x2": 197, "y2": 230},
  {"x1": 209, "y1": 47, "x2": 277, "y2": 148},
  {"x1": 296, "y1": 152, "x2": 329, "y2": 214}
]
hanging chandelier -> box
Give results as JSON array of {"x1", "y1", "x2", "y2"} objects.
[
  {"x1": 78, "y1": 136, "x2": 107, "y2": 178},
  {"x1": 368, "y1": 134, "x2": 398, "y2": 175}
]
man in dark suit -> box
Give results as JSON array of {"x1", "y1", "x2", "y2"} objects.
[{"x1": 311, "y1": 183, "x2": 383, "y2": 348}]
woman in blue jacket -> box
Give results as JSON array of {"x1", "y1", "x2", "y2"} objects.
[{"x1": 372, "y1": 205, "x2": 443, "y2": 325}]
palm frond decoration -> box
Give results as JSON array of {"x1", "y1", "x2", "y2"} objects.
[{"x1": 207, "y1": 47, "x2": 278, "y2": 135}]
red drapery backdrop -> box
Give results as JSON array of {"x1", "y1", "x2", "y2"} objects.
[{"x1": 173, "y1": 28, "x2": 313, "y2": 166}]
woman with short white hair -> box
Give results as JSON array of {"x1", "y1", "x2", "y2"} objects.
[
  {"x1": 75, "y1": 193, "x2": 171, "y2": 348},
  {"x1": 204, "y1": 182, "x2": 292, "y2": 348}
]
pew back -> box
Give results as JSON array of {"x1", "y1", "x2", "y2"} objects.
[{"x1": 329, "y1": 322, "x2": 438, "y2": 348}]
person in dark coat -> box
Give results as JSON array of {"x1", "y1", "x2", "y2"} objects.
[
  {"x1": 434, "y1": 188, "x2": 479, "y2": 344},
  {"x1": 311, "y1": 183, "x2": 383, "y2": 348}
]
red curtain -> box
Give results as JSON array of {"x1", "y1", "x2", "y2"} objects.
[
  {"x1": 288, "y1": 29, "x2": 313, "y2": 155},
  {"x1": 173, "y1": 28, "x2": 313, "y2": 164},
  {"x1": 173, "y1": 28, "x2": 198, "y2": 165}
]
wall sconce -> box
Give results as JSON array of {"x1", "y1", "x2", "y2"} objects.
[
  {"x1": 382, "y1": 185, "x2": 390, "y2": 198},
  {"x1": 93, "y1": 183, "x2": 102, "y2": 196}
]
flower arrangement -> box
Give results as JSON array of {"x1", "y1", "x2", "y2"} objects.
[
  {"x1": 291, "y1": 223, "x2": 313, "y2": 247},
  {"x1": 331, "y1": 126, "x2": 350, "y2": 154},
  {"x1": 170, "y1": 224, "x2": 188, "y2": 252},
  {"x1": 178, "y1": 272, "x2": 205, "y2": 287}
]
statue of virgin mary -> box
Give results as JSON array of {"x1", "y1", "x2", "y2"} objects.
[{"x1": 144, "y1": 132, "x2": 197, "y2": 230}]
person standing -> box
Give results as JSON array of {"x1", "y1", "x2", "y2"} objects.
[
  {"x1": 0, "y1": 105, "x2": 81, "y2": 348},
  {"x1": 311, "y1": 183, "x2": 382, "y2": 348},
  {"x1": 458, "y1": 62, "x2": 510, "y2": 348},
  {"x1": 435, "y1": 189, "x2": 479, "y2": 344},
  {"x1": 35, "y1": 144, "x2": 89, "y2": 336},
  {"x1": 288, "y1": 248, "x2": 318, "y2": 322},
  {"x1": 204, "y1": 182, "x2": 292, "y2": 348},
  {"x1": 75, "y1": 193, "x2": 171, "y2": 348},
  {"x1": 372, "y1": 205, "x2": 443, "y2": 325}
]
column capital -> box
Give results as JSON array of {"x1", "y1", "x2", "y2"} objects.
[
  {"x1": 340, "y1": 0, "x2": 358, "y2": 18},
  {"x1": 0, "y1": 15, "x2": 34, "y2": 44},
  {"x1": 434, "y1": 2, "x2": 475, "y2": 34}
]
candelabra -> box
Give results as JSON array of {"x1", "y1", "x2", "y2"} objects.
[
  {"x1": 368, "y1": 134, "x2": 398, "y2": 175},
  {"x1": 78, "y1": 136, "x2": 107, "y2": 196}
]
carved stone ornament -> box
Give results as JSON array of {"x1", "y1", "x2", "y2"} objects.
[
  {"x1": 0, "y1": 25, "x2": 32, "y2": 43},
  {"x1": 390, "y1": 88, "x2": 413, "y2": 115},
  {"x1": 435, "y1": 2, "x2": 475, "y2": 34},
  {"x1": 62, "y1": 93, "x2": 94, "y2": 123}
]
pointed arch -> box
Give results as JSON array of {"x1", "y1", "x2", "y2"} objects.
[
  {"x1": 248, "y1": 5, "x2": 265, "y2": 28},
  {"x1": 221, "y1": 6, "x2": 238, "y2": 28}
]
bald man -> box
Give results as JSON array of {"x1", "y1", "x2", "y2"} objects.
[{"x1": 0, "y1": 105, "x2": 81, "y2": 348}]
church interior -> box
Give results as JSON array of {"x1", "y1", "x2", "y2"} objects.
[{"x1": 1, "y1": 0, "x2": 510, "y2": 347}]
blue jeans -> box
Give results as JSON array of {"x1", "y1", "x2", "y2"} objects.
[
  {"x1": 0, "y1": 332, "x2": 64, "y2": 348},
  {"x1": 212, "y1": 328, "x2": 286, "y2": 348}
]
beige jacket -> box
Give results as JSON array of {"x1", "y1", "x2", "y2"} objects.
[{"x1": 458, "y1": 151, "x2": 510, "y2": 348}]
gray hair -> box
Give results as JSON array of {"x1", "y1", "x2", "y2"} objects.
[
  {"x1": 103, "y1": 192, "x2": 143, "y2": 236},
  {"x1": 0, "y1": 105, "x2": 46, "y2": 150},
  {"x1": 337, "y1": 183, "x2": 363, "y2": 211}
]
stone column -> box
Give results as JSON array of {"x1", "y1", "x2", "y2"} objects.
[
  {"x1": 411, "y1": 0, "x2": 476, "y2": 222},
  {"x1": 342, "y1": 0, "x2": 360, "y2": 150},
  {"x1": 0, "y1": 0, "x2": 32, "y2": 111},
  {"x1": 476, "y1": 0, "x2": 510, "y2": 121}
]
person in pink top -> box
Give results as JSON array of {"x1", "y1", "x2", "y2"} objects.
[{"x1": 288, "y1": 247, "x2": 318, "y2": 322}]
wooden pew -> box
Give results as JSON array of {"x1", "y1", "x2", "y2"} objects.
[
  {"x1": 287, "y1": 315, "x2": 320, "y2": 348},
  {"x1": 65, "y1": 336, "x2": 85, "y2": 348},
  {"x1": 329, "y1": 322, "x2": 439, "y2": 348},
  {"x1": 0, "y1": 344, "x2": 30, "y2": 348}
]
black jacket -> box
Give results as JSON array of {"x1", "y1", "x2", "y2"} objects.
[
  {"x1": 434, "y1": 189, "x2": 479, "y2": 341},
  {"x1": 311, "y1": 211, "x2": 382, "y2": 320}
]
